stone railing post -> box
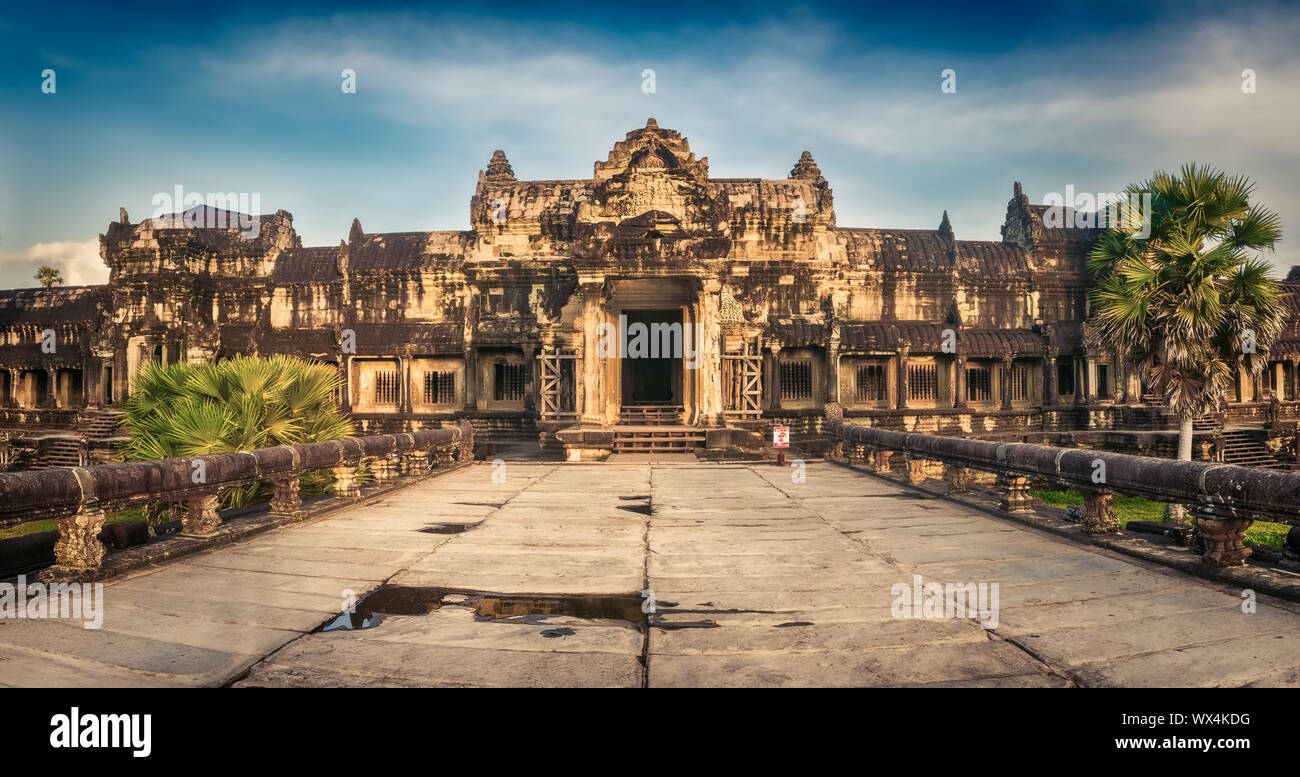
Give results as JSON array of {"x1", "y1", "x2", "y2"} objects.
[
  {"x1": 997, "y1": 474, "x2": 1032, "y2": 514},
  {"x1": 945, "y1": 465, "x2": 971, "y2": 494},
  {"x1": 269, "y1": 475, "x2": 303, "y2": 520},
  {"x1": 1193, "y1": 515, "x2": 1254, "y2": 567},
  {"x1": 183, "y1": 493, "x2": 221, "y2": 535},
  {"x1": 1079, "y1": 489, "x2": 1120, "y2": 535},
  {"x1": 403, "y1": 448, "x2": 430, "y2": 476},
  {"x1": 369, "y1": 454, "x2": 398, "y2": 483},
  {"x1": 906, "y1": 457, "x2": 927, "y2": 485},
  {"x1": 53, "y1": 500, "x2": 107, "y2": 570},
  {"x1": 332, "y1": 462, "x2": 361, "y2": 499},
  {"x1": 872, "y1": 449, "x2": 892, "y2": 473}
]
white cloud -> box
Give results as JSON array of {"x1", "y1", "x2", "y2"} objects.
[{"x1": 0, "y1": 239, "x2": 107, "y2": 287}]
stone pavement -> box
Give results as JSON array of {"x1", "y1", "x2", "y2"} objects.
[{"x1": 3, "y1": 461, "x2": 1300, "y2": 687}]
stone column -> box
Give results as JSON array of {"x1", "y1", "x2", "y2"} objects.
[
  {"x1": 579, "y1": 280, "x2": 606, "y2": 426},
  {"x1": 463, "y1": 347, "x2": 478, "y2": 411},
  {"x1": 906, "y1": 457, "x2": 927, "y2": 485},
  {"x1": 339, "y1": 354, "x2": 353, "y2": 412},
  {"x1": 522, "y1": 343, "x2": 536, "y2": 411},
  {"x1": 5, "y1": 368, "x2": 16, "y2": 407},
  {"x1": 1044, "y1": 353, "x2": 1058, "y2": 406},
  {"x1": 1080, "y1": 490, "x2": 1119, "y2": 534},
  {"x1": 998, "y1": 474, "x2": 1032, "y2": 514},
  {"x1": 399, "y1": 355, "x2": 412, "y2": 414},
  {"x1": 46, "y1": 367, "x2": 58, "y2": 408},
  {"x1": 269, "y1": 476, "x2": 303, "y2": 520},
  {"x1": 825, "y1": 340, "x2": 840, "y2": 404},
  {"x1": 769, "y1": 344, "x2": 783, "y2": 411},
  {"x1": 1291, "y1": 359, "x2": 1299, "y2": 403},
  {"x1": 954, "y1": 355, "x2": 967, "y2": 409},
  {"x1": 1076, "y1": 356, "x2": 1089, "y2": 405},
  {"x1": 53, "y1": 502, "x2": 107, "y2": 570},
  {"x1": 696, "y1": 281, "x2": 724, "y2": 427},
  {"x1": 183, "y1": 494, "x2": 221, "y2": 535},
  {"x1": 896, "y1": 345, "x2": 910, "y2": 410},
  {"x1": 1000, "y1": 356, "x2": 1014, "y2": 411}
]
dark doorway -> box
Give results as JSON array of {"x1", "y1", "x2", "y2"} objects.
[{"x1": 621, "y1": 309, "x2": 683, "y2": 404}]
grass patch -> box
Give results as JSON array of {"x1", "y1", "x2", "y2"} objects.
[
  {"x1": 1029, "y1": 486, "x2": 1290, "y2": 548},
  {"x1": 0, "y1": 508, "x2": 145, "y2": 541}
]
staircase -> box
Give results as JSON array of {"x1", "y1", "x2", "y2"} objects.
[
  {"x1": 32, "y1": 437, "x2": 83, "y2": 469},
  {"x1": 614, "y1": 406, "x2": 703, "y2": 452},
  {"x1": 76, "y1": 409, "x2": 125, "y2": 439},
  {"x1": 1219, "y1": 428, "x2": 1285, "y2": 468},
  {"x1": 618, "y1": 404, "x2": 683, "y2": 426}
]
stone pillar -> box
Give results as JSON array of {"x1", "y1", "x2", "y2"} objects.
[
  {"x1": 946, "y1": 465, "x2": 972, "y2": 494},
  {"x1": 269, "y1": 476, "x2": 303, "y2": 520},
  {"x1": 53, "y1": 502, "x2": 107, "y2": 570},
  {"x1": 906, "y1": 457, "x2": 927, "y2": 485},
  {"x1": 522, "y1": 343, "x2": 536, "y2": 411},
  {"x1": 895, "y1": 346, "x2": 910, "y2": 410},
  {"x1": 1251, "y1": 371, "x2": 1261, "y2": 403},
  {"x1": 1291, "y1": 359, "x2": 1299, "y2": 403},
  {"x1": 1044, "y1": 354, "x2": 1058, "y2": 406},
  {"x1": 463, "y1": 347, "x2": 478, "y2": 411},
  {"x1": 872, "y1": 449, "x2": 892, "y2": 473},
  {"x1": 339, "y1": 354, "x2": 353, "y2": 412},
  {"x1": 5, "y1": 368, "x2": 16, "y2": 407},
  {"x1": 579, "y1": 280, "x2": 606, "y2": 426},
  {"x1": 399, "y1": 355, "x2": 412, "y2": 414},
  {"x1": 46, "y1": 367, "x2": 58, "y2": 408},
  {"x1": 1080, "y1": 490, "x2": 1119, "y2": 534},
  {"x1": 183, "y1": 493, "x2": 221, "y2": 535},
  {"x1": 997, "y1": 474, "x2": 1032, "y2": 514},
  {"x1": 696, "y1": 281, "x2": 724, "y2": 427},
  {"x1": 1076, "y1": 356, "x2": 1088, "y2": 405},
  {"x1": 1000, "y1": 356, "x2": 1014, "y2": 411},
  {"x1": 954, "y1": 355, "x2": 967, "y2": 409},
  {"x1": 769, "y1": 344, "x2": 783, "y2": 410},
  {"x1": 1194, "y1": 515, "x2": 1254, "y2": 567},
  {"x1": 825, "y1": 340, "x2": 840, "y2": 404},
  {"x1": 332, "y1": 463, "x2": 361, "y2": 499}
]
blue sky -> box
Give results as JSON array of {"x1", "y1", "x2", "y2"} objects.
[{"x1": 2, "y1": 0, "x2": 1299, "y2": 287}]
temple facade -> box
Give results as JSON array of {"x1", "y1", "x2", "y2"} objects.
[{"x1": 3, "y1": 120, "x2": 1300, "y2": 462}]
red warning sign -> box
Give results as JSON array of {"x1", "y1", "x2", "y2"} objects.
[{"x1": 773, "y1": 425, "x2": 790, "y2": 448}]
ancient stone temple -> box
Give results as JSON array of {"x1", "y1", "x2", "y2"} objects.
[{"x1": 3, "y1": 119, "x2": 1300, "y2": 464}]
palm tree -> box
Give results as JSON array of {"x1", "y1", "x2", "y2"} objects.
[
  {"x1": 121, "y1": 355, "x2": 354, "y2": 509},
  {"x1": 35, "y1": 266, "x2": 63, "y2": 288},
  {"x1": 1087, "y1": 164, "x2": 1285, "y2": 523}
]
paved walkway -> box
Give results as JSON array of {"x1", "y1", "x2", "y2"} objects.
[{"x1": 3, "y1": 461, "x2": 1300, "y2": 687}]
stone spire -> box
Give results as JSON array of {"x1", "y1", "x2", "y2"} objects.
[
  {"x1": 789, "y1": 151, "x2": 822, "y2": 180},
  {"x1": 349, "y1": 218, "x2": 363, "y2": 245},
  {"x1": 645, "y1": 117, "x2": 658, "y2": 130},
  {"x1": 485, "y1": 150, "x2": 516, "y2": 181},
  {"x1": 119, "y1": 207, "x2": 129, "y2": 225},
  {"x1": 937, "y1": 210, "x2": 954, "y2": 242}
]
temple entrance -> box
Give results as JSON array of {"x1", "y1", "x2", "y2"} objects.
[{"x1": 620, "y1": 309, "x2": 683, "y2": 405}]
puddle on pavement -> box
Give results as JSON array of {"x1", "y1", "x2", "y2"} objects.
[
  {"x1": 419, "y1": 522, "x2": 480, "y2": 534},
  {"x1": 319, "y1": 586, "x2": 648, "y2": 632}
]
